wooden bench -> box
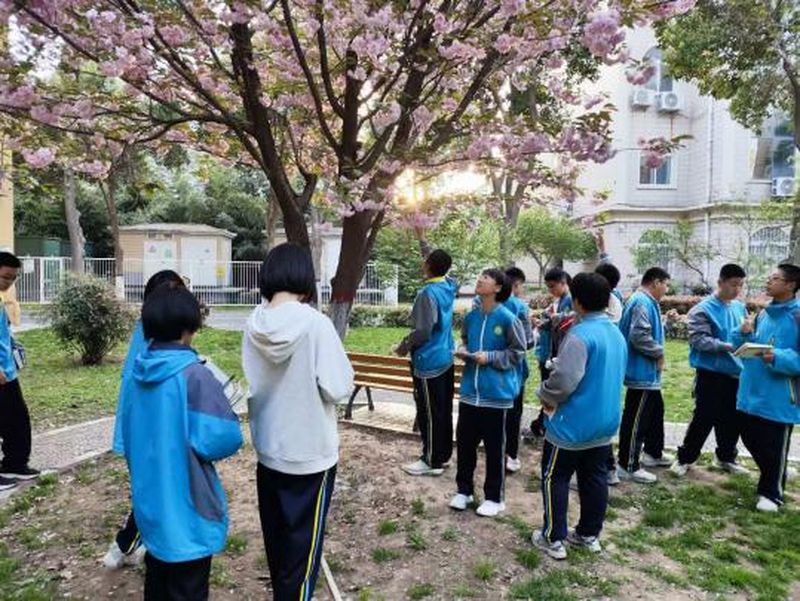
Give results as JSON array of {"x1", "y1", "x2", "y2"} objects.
[{"x1": 344, "y1": 352, "x2": 463, "y2": 420}]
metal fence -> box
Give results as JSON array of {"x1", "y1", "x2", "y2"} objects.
[{"x1": 14, "y1": 257, "x2": 399, "y2": 307}]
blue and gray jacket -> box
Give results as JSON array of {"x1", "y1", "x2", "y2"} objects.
[
  {"x1": 618, "y1": 290, "x2": 664, "y2": 390},
  {"x1": 538, "y1": 313, "x2": 627, "y2": 450},
  {"x1": 400, "y1": 276, "x2": 458, "y2": 378},
  {"x1": 736, "y1": 299, "x2": 800, "y2": 424},
  {"x1": 459, "y1": 304, "x2": 526, "y2": 409},
  {"x1": 504, "y1": 294, "x2": 534, "y2": 381},
  {"x1": 535, "y1": 294, "x2": 573, "y2": 364},
  {"x1": 0, "y1": 302, "x2": 16, "y2": 383},
  {"x1": 112, "y1": 320, "x2": 147, "y2": 455},
  {"x1": 119, "y1": 343, "x2": 243, "y2": 562},
  {"x1": 688, "y1": 295, "x2": 746, "y2": 377}
]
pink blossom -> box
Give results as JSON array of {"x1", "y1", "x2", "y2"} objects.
[
  {"x1": 29, "y1": 104, "x2": 60, "y2": 126},
  {"x1": 583, "y1": 95, "x2": 604, "y2": 110},
  {"x1": 655, "y1": 0, "x2": 697, "y2": 18},
  {"x1": 160, "y1": 25, "x2": 188, "y2": 46},
  {"x1": 499, "y1": 0, "x2": 525, "y2": 18},
  {"x1": 373, "y1": 101, "x2": 402, "y2": 131},
  {"x1": 22, "y1": 147, "x2": 56, "y2": 169},
  {"x1": 643, "y1": 150, "x2": 665, "y2": 170},
  {"x1": 412, "y1": 106, "x2": 434, "y2": 135},
  {"x1": 0, "y1": 85, "x2": 39, "y2": 108},
  {"x1": 466, "y1": 136, "x2": 493, "y2": 161},
  {"x1": 494, "y1": 34, "x2": 514, "y2": 55},
  {"x1": 582, "y1": 10, "x2": 625, "y2": 62},
  {"x1": 626, "y1": 63, "x2": 656, "y2": 85},
  {"x1": 441, "y1": 98, "x2": 459, "y2": 112},
  {"x1": 433, "y1": 13, "x2": 453, "y2": 34},
  {"x1": 74, "y1": 160, "x2": 110, "y2": 179}
]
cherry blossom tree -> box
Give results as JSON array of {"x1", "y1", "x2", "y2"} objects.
[{"x1": 0, "y1": 0, "x2": 696, "y2": 333}]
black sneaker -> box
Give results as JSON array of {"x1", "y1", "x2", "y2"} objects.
[
  {"x1": 0, "y1": 475, "x2": 17, "y2": 491},
  {"x1": 0, "y1": 466, "x2": 41, "y2": 480}
]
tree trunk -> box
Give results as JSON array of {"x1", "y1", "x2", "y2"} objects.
[
  {"x1": 264, "y1": 191, "x2": 280, "y2": 251},
  {"x1": 102, "y1": 172, "x2": 125, "y2": 298},
  {"x1": 63, "y1": 168, "x2": 85, "y2": 274},
  {"x1": 789, "y1": 97, "x2": 800, "y2": 263},
  {"x1": 328, "y1": 210, "x2": 382, "y2": 338},
  {"x1": 309, "y1": 205, "x2": 324, "y2": 282}
]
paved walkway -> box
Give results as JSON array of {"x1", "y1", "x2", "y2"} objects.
[{"x1": 18, "y1": 306, "x2": 255, "y2": 333}]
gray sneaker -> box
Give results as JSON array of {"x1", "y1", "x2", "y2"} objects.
[
  {"x1": 566, "y1": 530, "x2": 602, "y2": 553},
  {"x1": 531, "y1": 530, "x2": 567, "y2": 560},
  {"x1": 402, "y1": 459, "x2": 444, "y2": 476},
  {"x1": 713, "y1": 458, "x2": 749, "y2": 475}
]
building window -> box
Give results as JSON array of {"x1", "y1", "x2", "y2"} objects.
[
  {"x1": 749, "y1": 226, "x2": 789, "y2": 263},
  {"x1": 750, "y1": 117, "x2": 796, "y2": 181},
  {"x1": 643, "y1": 48, "x2": 673, "y2": 93},
  {"x1": 634, "y1": 229, "x2": 673, "y2": 273},
  {"x1": 639, "y1": 154, "x2": 674, "y2": 187}
]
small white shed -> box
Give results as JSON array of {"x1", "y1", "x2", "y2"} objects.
[{"x1": 119, "y1": 223, "x2": 235, "y2": 287}]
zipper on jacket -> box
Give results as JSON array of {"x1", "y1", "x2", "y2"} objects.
[{"x1": 476, "y1": 313, "x2": 487, "y2": 406}]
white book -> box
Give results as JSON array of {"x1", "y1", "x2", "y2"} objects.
[{"x1": 733, "y1": 343, "x2": 773, "y2": 358}]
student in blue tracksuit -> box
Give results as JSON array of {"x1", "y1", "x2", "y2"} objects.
[
  {"x1": 449, "y1": 269, "x2": 526, "y2": 518},
  {"x1": 532, "y1": 273, "x2": 627, "y2": 560},
  {"x1": 736, "y1": 263, "x2": 800, "y2": 512},
  {"x1": 671, "y1": 264, "x2": 749, "y2": 478},
  {"x1": 528, "y1": 268, "x2": 573, "y2": 438},
  {"x1": 503, "y1": 267, "x2": 534, "y2": 473},
  {"x1": 594, "y1": 260, "x2": 624, "y2": 485},
  {"x1": 118, "y1": 285, "x2": 243, "y2": 600},
  {"x1": 397, "y1": 243, "x2": 459, "y2": 477},
  {"x1": 617, "y1": 267, "x2": 672, "y2": 484},
  {"x1": 105, "y1": 270, "x2": 187, "y2": 570},
  {"x1": 0, "y1": 251, "x2": 39, "y2": 491}
]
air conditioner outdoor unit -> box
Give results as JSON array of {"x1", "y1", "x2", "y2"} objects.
[
  {"x1": 657, "y1": 91, "x2": 682, "y2": 113},
  {"x1": 772, "y1": 177, "x2": 797, "y2": 198},
  {"x1": 630, "y1": 88, "x2": 654, "y2": 109}
]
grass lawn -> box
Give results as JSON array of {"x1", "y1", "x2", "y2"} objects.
[{"x1": 17, "y1": 326, "x2": 695, "y2": 432}]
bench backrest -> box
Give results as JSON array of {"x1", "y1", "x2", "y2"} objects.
[{"x1": 347, "y1": 352, "x2": 462, "y2": 392}]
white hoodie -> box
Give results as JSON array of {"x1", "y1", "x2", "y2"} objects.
[{"x1": 243, "y1": 301, "x2": 354, "y2": 475}]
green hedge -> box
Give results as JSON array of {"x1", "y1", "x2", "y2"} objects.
[{"x1": 348, "y1": 294, "x2": 767, "y2": 341}]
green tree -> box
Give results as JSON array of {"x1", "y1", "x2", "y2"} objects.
[
  {"x1": 632, "y1": 220, "x2": 718, "y2": 287},
  {"x1": 374, "y1": 208, "x2": 501, "y2": 303},
  {"x1": 656, "y1": 0, "x2": 800, "y2": 258},
  {"x1": 512, "y1": 208, "x2": 596, "y2": 284}
]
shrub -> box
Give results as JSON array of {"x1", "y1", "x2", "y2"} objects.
[{"x1": 49, "y1": 274, "x2": 134, "y2": 365}]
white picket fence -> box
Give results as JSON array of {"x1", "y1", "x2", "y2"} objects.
[{"x1": 14, "y1": 257, "x2": 399, "y2": 306}]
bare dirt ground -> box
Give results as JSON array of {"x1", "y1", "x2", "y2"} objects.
[{"x1": 1, "y1": 423, "x2": 793, "y2": 600}]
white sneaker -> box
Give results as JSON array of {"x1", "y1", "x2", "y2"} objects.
[
  {"x1": 713, "y1": 458, "x2": 749, "y2": 475},
  {"x1": 669, "y1": 461, "x2": 690, "y2": 477},
  {"x1": 641, "y1": 452, "x2": 674, "y2": 468},
  {"x1": 506, "y1": 457, "x2": 522, "y2": 473},
  {"x1": 756, "y1": 496, "x2": 779, "y2": 513},
  {"x1": 449, "y1": 493, "x2": 474, "y2": 511},
  {"x1": 103, "y1": 542, "x2": 126, "y2": 569},
  {"x1": 402, "y1": 459, "x2": 444, "y2": 477},
  {"x1": 127, "y1": 544, "x2": 146, "y2": 566},
  {"x1": 607, "y1": 470, "x2": 620, "y2": 486},
  {"x1": 531, "y1": 530, "x2": 567, "y2": 560},
  {"x1": 569, "y1": 474, "x2": 579, "y2": 491},
  {"x1": 617, "y1": 466, "x2": 657, "y2": 484},
  {"x1": 103, "y1": 541, "x2": 146, "y2": 569},
  {"x1": 566, "y1": 530, "x2": 602, "y2": 553},
  {"x1": 475, "y1": 500, "x2": 505, "y2": 517}
]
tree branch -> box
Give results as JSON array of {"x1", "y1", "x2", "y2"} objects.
[{"x1": 280, "y1": 0, "x2": 341, "y2": 154}]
